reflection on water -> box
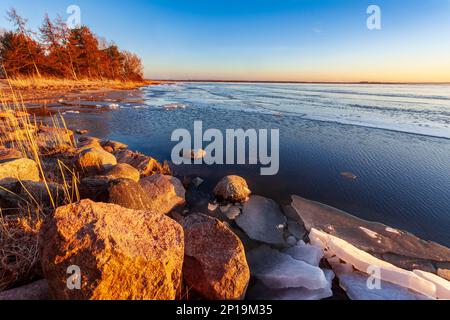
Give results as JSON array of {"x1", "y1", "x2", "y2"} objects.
[{"x1": 36, "y1": 83, "x2": 450, "y2": 246}]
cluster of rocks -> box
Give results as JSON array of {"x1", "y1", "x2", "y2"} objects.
[{"x1": 0, "y1": 116, "x2": 253, "y2": 300}]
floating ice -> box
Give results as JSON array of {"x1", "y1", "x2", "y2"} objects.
[
  {"x1": 236, "y1": 196, "x2": 286, "y2": 245},
  {"x1": 291, "y1": 195, "x2": 450, "y2": 271},
  {"x1": 246, "y1": 245, "x2": 328, "y2": 290},
  {"x1": 283, "y1": 242, "x2": 324, "y2": 267},
  {"x1": 108, "y1": 103, "x2": 120, "y2": 110},
  {"x1": 413, "y1": 270, "x2": 450, "y2": 300},
  {"x1": 247, "y1": 269, "x2": 334, "y2": 300},
  {"x1": 310, "y1": 228, "x2": 439, "y2": 299},
  {"x1": 62, "y1": 110, "x2": 80, "y2": 115},
  {"x1": 164, "y1": 103, "x2": 186, "y2": 110},
  {"x1": 338, "y1": 272, "x2": 430, "y2": 300}
]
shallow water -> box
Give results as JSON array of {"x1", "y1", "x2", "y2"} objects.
[{"x1": 43, "y1": 83, "x2": 450, "y2": 247}]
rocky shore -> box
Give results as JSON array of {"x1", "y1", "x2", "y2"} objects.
[{"x1": 0, "y1": 109, "x2": 449, "y2": 300}]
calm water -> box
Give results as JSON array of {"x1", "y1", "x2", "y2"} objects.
[{"x1": 48, "y1": 83, "x2": 450, "y2": 247}]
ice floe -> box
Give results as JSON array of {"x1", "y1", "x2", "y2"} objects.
[
  {"x1": 246, "y1": 245, "x2": 328, "y2": 290},
  {"x1": 310, "y1": 228, "x2": 445, "y2": 299},
  {"x1": 338, "y1": 272, "x2": 430, "y2": 300},
  {"x1": 236, "y1": 196, "x2": 286, "y2": 245},
  {"x1": 413, "y1": 269, "x2": 450, "y2": 300},
  {"x1": 291, "y1": 195, "x2": 450, "y2": 271},
  {"x1": 283, "y1": 241, "x2": 324, "y2": 267},
  {"x1": 247, "y1": 269, "x2": 334, "y2": 300}
]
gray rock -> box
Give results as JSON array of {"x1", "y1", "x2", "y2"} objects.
[{"x1": 236, "y1": 196, "x2": 286, "y2": 245}]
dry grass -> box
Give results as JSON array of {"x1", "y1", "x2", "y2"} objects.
[
  {"x1": 0, "y1": 210, "x2": 42, "y2": 291},
  {"x1": 3, "y1": 76, "x2": 160, "y2": 91},
  {"x1": 0, "y1": 92, "x2": 80, "y2": 291}
]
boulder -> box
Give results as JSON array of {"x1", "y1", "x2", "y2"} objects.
[
  {"x1": 0, "y1": 158, "x2": 40, "y2": 182},
  {"x1": 182, "y1": 213, "x2": 250, "y2": 300},
  {"x1": 79, "y1": 176, "x2": 111, "y2": 202},
  {"x1": 213, "y1": 175, "x2": 251, "y2": 202},
  {"x1": 246, "y1": 245, "x2": 328, "y2": 290},
  {"x1": 77, "y1": 137, "x2": 103, "y2": 151},
  {"x1": 0, "y1": 280, "x2": 49, "y2": 300},
  {"x1": 74, "y1": 147, "x2": 117, "y2": 175},
  {"x1": 106, "y1": 163, "x2": 140, "y2": 182},
  {"x1": 115, "y1": 149, "x2": 171, "y2": 177},
  {"x1": 101, "y1": 140, "x2": 128, "y2": 152},
  {"x1": 107, "y1": 179, "x2": 153, "y2": 210},
  {"x1": 39, "y1": 200, "x2": 184, "y2": 300},
  {"x1": 236, "y1": 196, "x2": 286, "y2": 245},
  {"x1": 140, "y1": 174, "x2": 186, "y2": 215}
]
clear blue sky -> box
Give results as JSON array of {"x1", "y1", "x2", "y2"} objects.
[{"x1": 1, "y1": 0, "x2": 449, "y2": 82}]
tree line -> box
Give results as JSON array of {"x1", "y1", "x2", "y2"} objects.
[{"x1": 0, "y1": 9, "x2": 144, "y2": 81}]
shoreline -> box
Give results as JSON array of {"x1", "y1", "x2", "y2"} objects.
[{"x1": 0, "y1": 78, "x2": 166, "y2": 104}]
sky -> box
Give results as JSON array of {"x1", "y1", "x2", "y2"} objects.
[{"x1": 0, "y1": 0, "x2": 449, "y2": 82}]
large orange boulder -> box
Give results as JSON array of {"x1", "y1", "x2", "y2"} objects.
[
  {"x1": 0, "y1": 158, "x2": 40, "y2": 182},
  {"x1": 39, "y1": 200, "x2": 184, "y2": 300},
  {"x1": 182, "y1": 213, "x2": 250, "y2": 300}
]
